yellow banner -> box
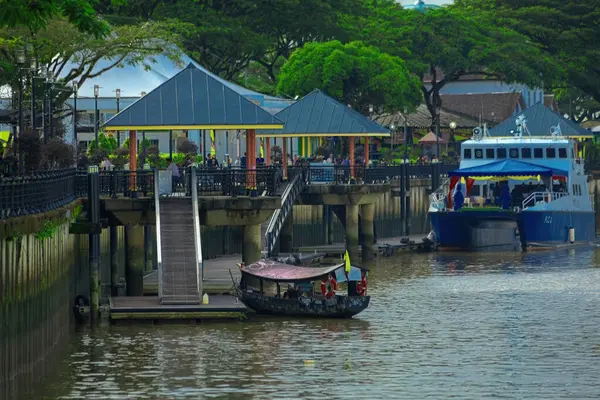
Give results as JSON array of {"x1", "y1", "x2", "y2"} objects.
[
  {"x1": 210, "y1": 129, "x2": 216, "y2": 156},
  {"x1": 260, "y1": 138, "x2": 264, "y2": 158},
  {"x1": 469, "y1": 175, "x2": 543, "y2": 182},
  {"x1": 0, "y1": 131, "x2": 9, "y2": 143}
]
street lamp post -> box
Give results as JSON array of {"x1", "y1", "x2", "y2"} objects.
[
  {"x1": 435, "y1": 104, "x2": 441, "y2": 158},
  {"x1": 403, "y1": 107, "x2": 408, "y2": 162},
  {"x1": 94, "y1": 85, "x2": 99, "y2": 145},
  {"x1": 16, "y1": 48, "x2": 26, "y2": 147},
  {"x1": 30, "y1": 57, "x2": 37, "y2": 131},
  {"x1": 72, "y1": 82, "x2": 78, "y2": 154},
  {"x1": 48, "y1": 75, "x2": 54, "y2": 139},
  {"x1": 115, "y1": 88, "x2": 121, "y2": 147},
  {"x1": 449, "y1": 121, "x2": 457, "y2": 159}
]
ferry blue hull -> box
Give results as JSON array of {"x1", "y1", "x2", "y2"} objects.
[{"x1": 430, "y1": 210, "x2": 596, "y2": 250}]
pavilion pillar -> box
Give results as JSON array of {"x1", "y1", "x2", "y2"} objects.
[
  {"x1": 364, "y1": 136, "x2": 370, "y2": 168},
  {"x1": 282, "y1": 137, "x2": 288, "y2": 180},
  {"x1": 307, "y1": 137, "x2": 312, "y2": 157},
  {"x1": 265, "y1": 138, "x2": 271, "y2": 165},
  {"x1": 246, "y1": 129, "x2": 256, "y2": 191},
  {"x1": 349, "y1": 137, "x2": 355, "y2": 178},
  {"x1": 129, "y1": 130, "x2": 137, "y2": 193}
]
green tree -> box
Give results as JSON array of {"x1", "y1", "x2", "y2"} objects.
[
  {"x1": 277, "y1": 41, "x2": 422, "y2": 115},
  {"x1": 351, "y1": 5, "x2": 560, "y2": 127},
  {"x1": 554, "y1": 87, "x2": 600, "y2": 124},
  {"x1": 454, "y1": 0, "x2": 600, "y2": 105},
  {"x1": 1, "y1": 0, "x2": 108, "y2": 35}
]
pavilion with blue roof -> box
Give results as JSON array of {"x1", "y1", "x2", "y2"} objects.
[
  {"x1": 257, "y1": 89, "x2": 390, "y2": 177},
  {"x1": 103, "y1": 63, "x2": 284, "y2": 188}
]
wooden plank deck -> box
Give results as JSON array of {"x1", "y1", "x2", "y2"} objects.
[
  {"x1": 295, "y1": 235, "x2": 433, "y2": 257},
  {"x1": 109, "y1": 295, "x2": 247, "y2": 321}
]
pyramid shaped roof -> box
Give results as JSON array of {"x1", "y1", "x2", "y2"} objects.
[
  {"x1": 257, "y1": 90, "x2": 390, "y2": 137},
  {"x1": 488, "y1": 102, "x2": 591, "y2": 138},
  {"x1": 104, "y1": 63, "x2": 284, "y2": 131}
]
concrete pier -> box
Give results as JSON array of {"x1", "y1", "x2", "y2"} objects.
[
  {"x1": 243, "y1": 224, "x2": 262, "y2": 265},
  {"x1": 125, "y1": 226, "x2": 145, "y2": 296},
  {"x1": 346, "y1": 204, "x2": 360, "y2": 262},
  {"x1": 279, "y1": 208, "x2": 294, "y2": 253},
  {"x1": 361, "y1": 203, "x2": 375, "y2": 261}
]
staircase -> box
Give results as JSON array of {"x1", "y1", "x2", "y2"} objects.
[
  {"x1": 155, "y1": 169, "x2": 203, "y2": 305},
  {"x1": 265, "y1": 172, "x2": 307, "y2": 257}
]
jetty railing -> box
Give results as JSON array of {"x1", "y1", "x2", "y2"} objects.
[
  {"x1": 0, "y1": 168, "x2": 77, "y2": 220},
  {"x1": 522, "y1": 191, "x2": 570, "y2": 209},
  {"x1": 1, "y1": 163, "x2": 457, "y2": 220}
]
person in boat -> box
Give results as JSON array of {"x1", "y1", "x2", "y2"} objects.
[
  {"x1": 500, "y1": 182, "x2": 511, "y2": 210},
  {"x1": 356, "y1": 272, "x2": 368, "y2": 296},
  {"x1": 453, "y1": 183, "x2": 465, "y2": 211}
]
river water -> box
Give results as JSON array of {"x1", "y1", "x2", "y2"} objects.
[{"x1": 25, "y1": 247, "x2": 600, "y2": 399}]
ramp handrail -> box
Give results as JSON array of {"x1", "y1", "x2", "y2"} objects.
[
  {"x1": 153, "y1": 169, "x2": 164, "y2": 300},
  {"x1": 190, "y1": 166, "x2": 203, "y2": 296},
  {"x1": 265, "y1": 171, "x2": 307, "y2": 257}
]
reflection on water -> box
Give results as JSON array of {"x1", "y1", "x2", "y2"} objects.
[{"x1": 27, "y1": 247, "x2": 600, "y2": 399}]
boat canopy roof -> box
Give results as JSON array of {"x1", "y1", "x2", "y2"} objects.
[
  {"x1": 241, "y1": 260, "x2": 363, "y2": 282},
  {"x1": 449, "y1": 159, "x2": 568, "y2": 178}
]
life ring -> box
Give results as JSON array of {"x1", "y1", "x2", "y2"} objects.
[
  {"x1": 321, "y1": 277, "x2": 336, "y2": 298},
  {"x1": 357, "y1": 276, "x2": 367, "y2": 296}
]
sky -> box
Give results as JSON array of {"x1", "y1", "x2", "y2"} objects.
[{"x1": 398, "y1": 0, "x2": 454, "y2": 5}]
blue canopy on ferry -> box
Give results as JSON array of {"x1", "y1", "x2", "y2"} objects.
[{"x1": 448, "y1": 159, "x2": 568, "y2": 177}]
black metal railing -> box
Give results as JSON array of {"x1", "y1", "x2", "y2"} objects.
[
  {"x1": 0, "y1": 169, "x2": 77, "y2": 220},
  {"x1": 0, "y1": 163, "x2": 457, "y2": 221}
]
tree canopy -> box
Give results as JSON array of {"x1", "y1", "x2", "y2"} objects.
[
  {"x1": 349, "y1": 4, "x2": 560, "y2": 126},
  {"x1": 277, "y1": 40, "x2": 422, "y2": 115},
  {"x1": 1, "y1": 0, "x2": 108, "y2": 35},
  {"x1": 454, "y1": 0, "x2": 600, "y2": 110}
]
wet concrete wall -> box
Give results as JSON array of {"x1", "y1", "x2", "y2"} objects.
[{"x1": 0, "y1": 221, "x2": 88, "y2": 399}]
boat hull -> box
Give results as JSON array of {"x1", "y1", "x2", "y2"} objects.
[
  {"x1": 430, "y1": 211, "x2": 520, "y2": 250},
  {"x1": 430, "y1": 210, "x2": 596, "y2": 250},
  {"x1": 239, "y1": 291, "x2": 370, "y2": 318}
]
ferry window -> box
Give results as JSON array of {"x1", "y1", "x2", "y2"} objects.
[
  {"x1": 534, "y1": 148, "x2": 543, "y2": 158},
  {"x1": 474, "y1": 149, "x2": 483, "y2": 159},
  {"x1": 471, "y1": 185, "x2": 481, "y2": 196},
  {"x1": 546, "y1": 148, "x2": 556, "y2": 158},
  {"x1": 496, "y1": 148, "x2": 507, "y2": 158},
  {"x1": 522, "y1": 148, "x2": 532, "y2": 158},
  {"x1": 509, "y1": 148, "x2": 519, "y2": 158},
  {"x1": 485, "y1": 149, "x2": 495, "y2": 159},
  {"x1": 463, "y1": 149, "x2": 472, "y2": 159},
  {"x1": 558, "y1": 148, "x2": 568, "y2": 158}
]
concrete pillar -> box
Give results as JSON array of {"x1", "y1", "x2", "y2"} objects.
[
  {"x1": 129, "y1": 130, "x2": 137, "y2": 193},
  {"x1": 279, "y1": 208, "x2": 294, "y2": 253},
  {"x1": 349, "y1": 137, "x2": 355, "y2": 178},
  {"x1": 109, "y1": 226, "x2": 119, "y2": 297},
  {"x1": 242, "y1": 224, "x2": 261, "y2": 265},
  {"x1": 282, "y1": 138, "x2": 288, "y2": 179},
  {"x1": 125, "y1": 225, "x2": 144, "y2": 296},
  {"x1": 345, "y1": 204, "x2": 359, "y2": 263},
  {"x1": 360, "y1": 203, "x2": 375, "y2": 261},
  {"x1": 364, "y1": 136, "x2": 370, "y2": 167},
  {"x1": 265, "y1": 138, "x2": 271, "y2": 165},
  {"x1": 144, "y1": 226, "x2": 153, "y2": 272}
]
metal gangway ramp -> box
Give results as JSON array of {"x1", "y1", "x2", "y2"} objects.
[{"x1": 154, "y1": 168, "x2": 203, "y2": 304}]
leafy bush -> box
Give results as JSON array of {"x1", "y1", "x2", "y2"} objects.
[
  {"x1": 41, "y1": 138, "x2": 74, "y2": 168},
  {"x1": 16, "y1": 129, "x2": 42, "y2": 171},
  {"x1": 177, "y1": 139, "x2": 198, "y2": 155}
]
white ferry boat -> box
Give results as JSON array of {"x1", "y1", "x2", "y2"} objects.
[{"x1": 428, "y1": 117, "x2": 595, "y2": 250}]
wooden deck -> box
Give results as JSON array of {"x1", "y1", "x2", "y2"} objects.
[
  {"x1": 295, "y1": 235, "x2": 433, "y2": 257},
  {"x1": 109, "y1": 295, "x2": 247, "y2": 321}
]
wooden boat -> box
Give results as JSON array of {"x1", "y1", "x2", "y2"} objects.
[{"x1": 236, "y1": 260, "x2": 370, "y2": 318}]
